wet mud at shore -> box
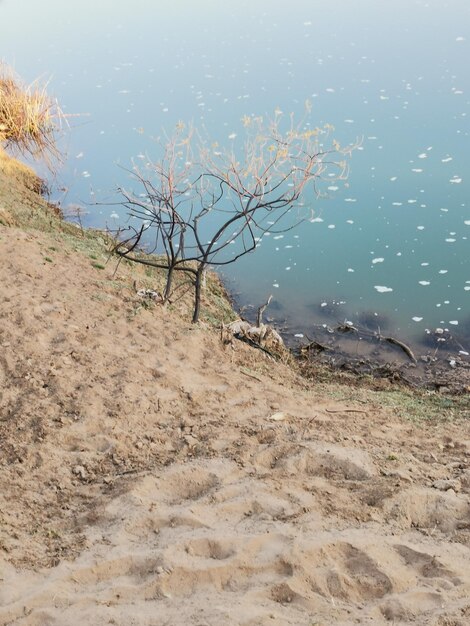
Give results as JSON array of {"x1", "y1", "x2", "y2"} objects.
[
  {"x1": 294, "y1": 326, "x2": 470, "y2": 394},
  {"x1": 235, "y1": 295, "x2": 470, "y2": 393}
]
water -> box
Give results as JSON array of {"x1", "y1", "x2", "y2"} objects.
[{"x1": 1, "y1": 0, "x2": 469, "y2": 349}]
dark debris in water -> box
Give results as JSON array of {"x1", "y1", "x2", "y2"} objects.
[{"x1": 288, "y1": 323, "x2": 470, "y2": 394}]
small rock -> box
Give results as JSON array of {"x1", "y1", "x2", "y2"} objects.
[
  {"x1": 438, "y1": 386, "x2": 451, "y2": 394},
  {"x1": 72, "y1": 465, "x2": 87, "y2": 479},
  {"x1": 136, "y1": 288, "x2": 162, "y2": 301},
  {"x1": 432, "y1": 479, "x2": 460, "y2": 492},
  {"x1": 268, "y1": 412, "x2": 288, "y2": 421},
  {"x1": 183, "y1": 435, "x2": 199, "y2": 447},
  {"x1": 381, "y1": 469, "x2": 413, "y2": 483}
]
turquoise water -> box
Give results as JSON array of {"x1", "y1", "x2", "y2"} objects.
[{"x1": 1, "y1": 0, "x2": 469, "y2": 347}]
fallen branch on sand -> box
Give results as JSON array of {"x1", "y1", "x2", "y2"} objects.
[
  {"x1": 325, "y1": 408, "x2": 368, "y2": 414},
  {"x1": 240, "y1": 367, "x2": 264, "y2": 382}
]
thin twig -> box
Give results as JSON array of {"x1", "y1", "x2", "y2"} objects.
[
  {"x1": 325, "y1": 408, "x2": 368, "y2": 414},
  {"x1": 240, "y1": 367, "x2": 263, "y2": 382},
  {"x1": 257, "y1": 294, "x2": 273, "y2": 327}
]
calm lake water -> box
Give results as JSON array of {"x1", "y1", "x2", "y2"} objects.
[{"x1": 2, "y1": 0, "x2": 469, "y2": 349}]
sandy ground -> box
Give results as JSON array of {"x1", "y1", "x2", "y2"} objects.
[{"x1": 1, "y1": 172, "x2": 470, "y2": 624}]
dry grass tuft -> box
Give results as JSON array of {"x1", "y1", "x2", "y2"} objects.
[{"x1": 0, "y1": 63, "x2": 64, "y2": 169}]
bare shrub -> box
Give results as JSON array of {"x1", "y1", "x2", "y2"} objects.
[{"x1": 112, "y1": 112, "x2": 357, "y2": 322}]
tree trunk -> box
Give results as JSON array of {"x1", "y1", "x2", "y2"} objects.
[
  {"x1": 164, "y1": 266, "x2": 174, "y2": 301},
  {"x1": 192, "y1": 264, "x2": 205, "y2": 323}
]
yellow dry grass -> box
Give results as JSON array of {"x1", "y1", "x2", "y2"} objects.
[{"x1": 0, "y1": 63, "x2": 64, "y2": 168}]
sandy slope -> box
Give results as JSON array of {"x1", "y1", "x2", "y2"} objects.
[{"x1": 1, "y1": 186, "x2": 470, "y2": 624}]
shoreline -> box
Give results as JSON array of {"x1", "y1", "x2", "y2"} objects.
[
  {"x1": 4, "y1": 145, "x2": 467, "y2": 395},
  {"x1": 227, "y1": 284, "x2": 470, "y2": 393}
]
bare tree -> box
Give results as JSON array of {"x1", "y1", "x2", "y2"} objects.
[{"x1": 112, "y1": 113, "x2": 356, "y2": 322}]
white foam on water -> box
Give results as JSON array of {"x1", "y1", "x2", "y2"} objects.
[
  {"x1": 419, "y1": 281, "x2": 431, "y2": 286},
  {"x1": 412, "y1": 317, "x2": 423, "y2": 322},
  {"x1": 372, "y1": 258, "x2": 384, "y2": 264},
  {"x1": 374, "y1": 285, "x2": 393, "y2": 293}
]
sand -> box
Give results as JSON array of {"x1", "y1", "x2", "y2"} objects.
[{"x1": 1, "y1": 162, "x2": 470, "y2": 625}]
